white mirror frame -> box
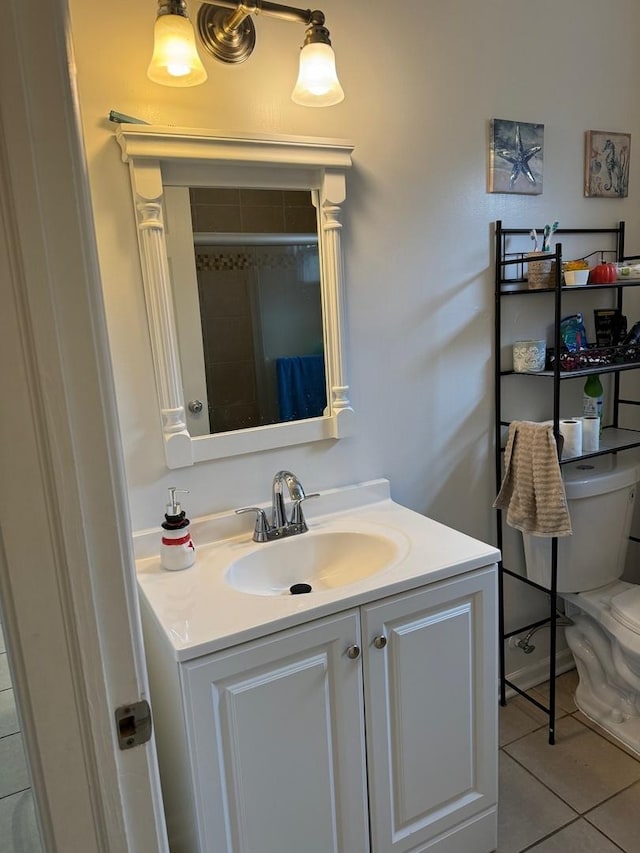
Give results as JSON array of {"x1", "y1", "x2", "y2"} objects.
[{"x1": 116, "y1": 125, "x2": 354, "y2": 468}]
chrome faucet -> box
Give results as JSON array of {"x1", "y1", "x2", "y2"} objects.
[{"x1": 236, "y1": 470, "x2": 319, "y2": 542}]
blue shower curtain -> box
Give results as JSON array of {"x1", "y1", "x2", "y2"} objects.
[{"x1": 276, "y1": 355, "x2": 326, "y2": 421}]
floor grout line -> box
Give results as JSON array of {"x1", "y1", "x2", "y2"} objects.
[
  {"x1": 0, "y1": 785, "x2": 31, "y2": 803},
  {"x1": 500, "y1": 717, "x2": 561, "y2": 750},
  {"x1": 517, "y1": 816, "x2": 582, "y2": 853},
  {"x1": 581, "y1": 775, "x2": 640, "y2": 816},
  {"x1": 500, "y1": 743, "x2": 582, "y2": 815},
  {"x1": 581, "y1": 811, "x2": 634, "y2": 853}
]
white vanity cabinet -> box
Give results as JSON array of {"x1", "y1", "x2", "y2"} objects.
[
  {"x1": 182, "y1": 609, "x2": 369, "y2": 853},
  {"x1": 143, "y1": 564, "x2": 497, "y2": 853},
  {"x1": 362, "y1": 567, "x2": 497, "y2": 853}
]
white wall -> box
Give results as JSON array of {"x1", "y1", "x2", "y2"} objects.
[{"x1": 69, "y1": 0, "x2": 640, "y2": 551}]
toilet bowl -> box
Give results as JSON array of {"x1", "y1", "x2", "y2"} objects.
[{"x1": 522, "y1": 454, "x2": 640, "y2": 755}]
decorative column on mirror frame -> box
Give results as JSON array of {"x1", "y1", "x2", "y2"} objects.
[
  {"x1": 317, "y1": 169, "x2": 353, "y2": 436},
  {"x1": 129, "y1": 163, "x2": 193, "y2": 465}
]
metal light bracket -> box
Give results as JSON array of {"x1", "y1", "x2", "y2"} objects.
[
  {"x1": 197, "y1": 3, "x2": 256, "y2": 63},
  {"x1": 196, "y1": 1, "x2": 328, "y2": 64}
]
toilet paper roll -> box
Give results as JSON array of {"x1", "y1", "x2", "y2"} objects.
[
  {"x1": 581, "y1": 416, "x2": 600, "y2": 453},
  {"x1": 559, "y1": 419, "x2": 582, "y2": 459}
]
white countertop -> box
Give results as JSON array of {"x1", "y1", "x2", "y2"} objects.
[{"x1": 136, "y1": 480, "x2": 500, "y2": 661}]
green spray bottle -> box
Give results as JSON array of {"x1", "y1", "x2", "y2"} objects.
[{"x1": 583, "y1": 374, "x2": 603, "y2": 429}]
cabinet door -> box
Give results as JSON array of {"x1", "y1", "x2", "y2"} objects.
[
  {"x1": 362, "y1": 567, "x2": 497, "y2": 853},
  {"x1": 181, "y1": 610, "x2": 369, "y2": 853}
]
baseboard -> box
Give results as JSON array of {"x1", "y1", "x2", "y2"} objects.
[{"x1": 504, "y1": 647, "x2": 575, "y2": 698}]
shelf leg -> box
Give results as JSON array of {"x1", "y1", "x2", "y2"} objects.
[{"x1": 548, "y1": 538, "x2": 558, "y2": 745}]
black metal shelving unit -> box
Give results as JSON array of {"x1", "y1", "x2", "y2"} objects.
[{"x1": 494, "y1": 220, "x2": 640, "y2": 744}]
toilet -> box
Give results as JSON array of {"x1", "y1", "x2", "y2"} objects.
[{"x1": 522, "y1": 454, "x2": 640, "y2": 755}]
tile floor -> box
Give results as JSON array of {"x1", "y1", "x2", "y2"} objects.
[
  {"x1": 0, "y1": 620, "x2": 42, "y2": 853},
  {"x1": 499, "y1": 670, "x2": 640, "y2": 852}
]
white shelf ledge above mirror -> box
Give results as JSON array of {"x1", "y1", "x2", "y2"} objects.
[{"x1": 116, "y1": 125, "x2": 354, "y2": 468}]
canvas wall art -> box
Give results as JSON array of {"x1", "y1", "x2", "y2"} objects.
[
  {"x1": 584, "y1": 130, "x2": 630, "y2": 198},
  {"x1": 488, "y1": 119, "x2": 544, "y2": 195}
]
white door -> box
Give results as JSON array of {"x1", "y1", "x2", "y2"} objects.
[
  {"x1": 362, "y1": 569, "x2": 498, "y2": 853},
  {"x1": 182, "y1": 611, "x2": 370, "y2": 853},
  {"x1": 0, "y1": 0, "x2": 167, "y2": 849}
]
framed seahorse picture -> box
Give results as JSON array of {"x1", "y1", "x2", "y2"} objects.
[{"x1": 584, "y1": 130, "x2": 630, "y2": 198}]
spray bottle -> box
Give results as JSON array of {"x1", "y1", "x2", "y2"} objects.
[
  {"x1": 583, "y1": 374, "x2": 604, "y2": 433},
  {"x1": 160, "y1": 487, "x2": 195, "y2": 571}
]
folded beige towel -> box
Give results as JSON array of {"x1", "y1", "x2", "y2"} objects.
[{"x1": 494, "y1": 421, "x2": 572, "y2": 537}]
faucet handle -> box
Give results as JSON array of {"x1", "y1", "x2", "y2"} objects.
[
  {"x1": 235, "y1": 507, "x2": 270, "y2": 542},
  {"x1": 289, "y1": 492, "x2": 320, "y2": 530}
]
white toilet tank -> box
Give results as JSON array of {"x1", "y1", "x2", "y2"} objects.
[{"x1": 523, "y1": 454, "x2": 640, "y2": 593}]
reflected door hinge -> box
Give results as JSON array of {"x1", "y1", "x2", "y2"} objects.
[{"x1": 115, "y1": 699, "x2": 152, "y2": 750}]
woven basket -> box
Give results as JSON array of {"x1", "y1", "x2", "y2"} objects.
[{"x1": 527, "y1": 252, "x2": 556, "y2": 289}]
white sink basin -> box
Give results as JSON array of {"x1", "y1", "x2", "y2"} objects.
[
  {"x1": 225, "y1": 529, "x2": 404, "y2": 596},
  {"x1": 135, "y1": 481, "x2": 502, "y2": 658}
]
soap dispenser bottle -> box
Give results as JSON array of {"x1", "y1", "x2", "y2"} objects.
[{"x1": 160, "y1": 487, "x2": 195, "y2": 571}]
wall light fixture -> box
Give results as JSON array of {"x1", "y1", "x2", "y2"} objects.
[{"x1": 147, "y1": 0, "x2": 344, "y2": 107}]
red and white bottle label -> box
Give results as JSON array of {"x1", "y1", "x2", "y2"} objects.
[
  {"x1": 160, "y1": 529, "x2": 196, "y2": 570},
  {"x1": 162, "y1": 532, "x2": 194, "y2": 549}
]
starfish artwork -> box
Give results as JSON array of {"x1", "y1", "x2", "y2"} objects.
[{"x1": 489, "y1": 118, "x2": 544, "y2": 195}]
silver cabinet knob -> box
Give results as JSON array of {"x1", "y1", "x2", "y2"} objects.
[
  {"x1": 346, "y1": 644, "x2": 360, "y2": 659},
  {"x1": 188, "y1": 399, "x2": 204, "y2": 414},
  {"x1": 373, "y1": 635, "x2": 387, "y2": 649}
]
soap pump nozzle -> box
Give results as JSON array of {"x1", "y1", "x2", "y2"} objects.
[{"x1": 166, "y1": 487, "x2": 189, "y2": 519}]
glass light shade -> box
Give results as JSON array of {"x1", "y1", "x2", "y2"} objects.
[
  {"x1": 291, "y1": 42, "x2": 344, "y2": 107},
  {"x1": 147, "y1": 14, "x2": 207, "y2": 87}
]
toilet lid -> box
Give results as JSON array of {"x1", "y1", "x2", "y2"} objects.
[{"x1": 610, "y1": 587, "x2": 640, "y2": 634}]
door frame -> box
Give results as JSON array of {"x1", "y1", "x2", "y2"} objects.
[{"x1": 0, "y1": 0, "x2": 167, "y2": 849}]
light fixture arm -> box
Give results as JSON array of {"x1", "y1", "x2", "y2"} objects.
[
  {"x1": 216, "y1": 3, "x2": 252, "y2": 32},
  {"x1": 196, "y1": 1, "x2": 331, "y2": 64},
  {"x1": 199, "y1": 0, "x2": 324, "y2": 27}
]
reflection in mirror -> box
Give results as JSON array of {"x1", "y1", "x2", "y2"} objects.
[
  {"x1": 185, "y1": 189, "x2": 326, "y2": 434},
  {"x1": 117, "y1": 126, "x2": 354, "y2": 467}
]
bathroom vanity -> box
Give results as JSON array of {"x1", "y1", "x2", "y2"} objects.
[{"x1": 136, "y1": 481, "x2": 500, "y2": 853}]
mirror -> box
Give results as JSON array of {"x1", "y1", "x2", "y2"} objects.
[
  {"x1": 116, "y1": 126, "x2": 354, "y2": 468},
  {"x1": 164, "y1": 187, "x2": 325, "y2": 437}
]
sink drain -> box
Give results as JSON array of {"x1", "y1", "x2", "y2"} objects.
[{"x1": 290, "y1": 583, "x2": 312, "y2": 595}]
